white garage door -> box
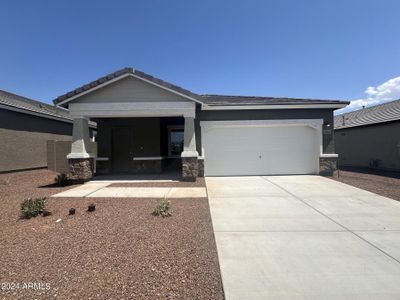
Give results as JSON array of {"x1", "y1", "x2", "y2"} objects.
[{"x1": 201, "y1": 120, "x2": 321, "y2": 176}]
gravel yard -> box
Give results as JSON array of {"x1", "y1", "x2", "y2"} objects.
[
  {"x1": 332, "y1": 167, "x2": 400, "y2": 201},
  {"x1": 0, "y1": 170, "x2": 224, "y2": 300}
]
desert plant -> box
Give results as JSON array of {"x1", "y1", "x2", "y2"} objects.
[
  {"x1": 54, "y1": 173, "x2": 69, "y2": 187},
  {"x1": 20, "y1": 197, "x2": 47, "y2": 219},
  {"x1": 153, "y1": 197, "x2": 172, "y2": 217}
]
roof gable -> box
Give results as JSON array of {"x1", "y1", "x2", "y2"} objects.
[
  {"x1": 54, "y1": 68, "x2": 201, "y2": 107},
  {"x1": 70, "y1": 75, "x2": 192, "y2": 104}
]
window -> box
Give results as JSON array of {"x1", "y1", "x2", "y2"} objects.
[{"x1": 168, "y1": 127, "x2": 184, "y2": 157}]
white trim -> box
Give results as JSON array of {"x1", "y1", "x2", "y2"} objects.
[
  {"x1": 181, "y1": 150, "x2": 199, "y2": 158},
  {"x1": 201, "y1": 104, "x2": 348, "y2": 110},
  {"x1": 132, "y1": 157, "x2": 165, "y2": 161},
  {"x1": 320, "y1": 153, "x2": 339, "y2": 158},
  {"x1": 69, "y1": 101, "x2": 196, "y2": 118},
  {"x1": 66, "y1": 153, "x2": 94, "y2": 159},
  {"x1": 57, "y1": 73, "x2": 202, "y2": 107}
]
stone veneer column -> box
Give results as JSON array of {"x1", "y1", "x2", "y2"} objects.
[
  {"x1": 181, "y1": 117, "x2": 199, "y2": 181},
  {"x1": 67, "y1": 117, "x2": 94, "y2": 182}
]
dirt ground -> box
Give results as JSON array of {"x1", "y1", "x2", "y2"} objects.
[
  {"x1": 0, "y1": 170, "x2": 224, "y2": 300},
  {"x1": 332, "y1": 167, "x2": 400, "y2": 201}
]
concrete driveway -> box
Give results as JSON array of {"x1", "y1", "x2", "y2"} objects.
[{"x1": 206, "y1": 175, "x2": 400, "y2": 300}]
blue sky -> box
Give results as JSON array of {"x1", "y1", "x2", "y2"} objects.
[{"x1": 1, "y1": 0, "x2": 399, "y2": 113}]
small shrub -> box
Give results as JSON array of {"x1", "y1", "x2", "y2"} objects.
[
  {"x1": 54, "y1": 173, "x2": 69, "y2": 187},
  {"x1": 153, "y1": 197, "x2": 172, "y2": 217},
  {"x1": 20, "y1": 197, "x2": 47, "y2": 219}
]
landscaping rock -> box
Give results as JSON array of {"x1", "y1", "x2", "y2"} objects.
[
  {"x1": 42, "y1": 210, "x2": 52, "y2": 217},
  {"x1": 87, "y1": 204, "x2": 96, "y2": 212}
]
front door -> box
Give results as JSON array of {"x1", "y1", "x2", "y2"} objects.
[{"x1": 112, "y1": 127, "x2": 133, "y2": 173}]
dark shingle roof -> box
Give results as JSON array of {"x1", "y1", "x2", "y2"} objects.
[
  {"x1": 53, "y1": 67, "x2": 199, "y2": 105},
  {"x1": 0, "y1": 90, "x2": 96, "y2": 127},
  {"x1": 1, "y1": 90, "x2": 72, "y2": 120},
  {"x1": 200, "y1": 94, "x2": 348, "y2": 106},
  {"x1": 334, "y1": 99, "x2": 400, "y2": 129},
  {"x1": 53, "y1": 67, "x2": 349, "y2": 108}
]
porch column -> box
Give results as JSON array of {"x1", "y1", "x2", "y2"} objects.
[
  {"x1": 181, "y1": 117, "x2": 199, "y2": 181},
  {"x1": 67, "y1": 117, "x2": 94, "y2": 182}
]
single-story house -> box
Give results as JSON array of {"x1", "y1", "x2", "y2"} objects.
[
  {"x1": 334, "y1": 99, "x2": 400, "y2": 171},
  {"x1": 53, "y1": 67, "x2": 349, "y2": 181},
  {"x1": 0, "y1": 90, "x2": 96, "y2": 173}
]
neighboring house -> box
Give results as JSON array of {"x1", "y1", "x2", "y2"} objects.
[
  {"x1": 334, "y1": 99, "x2": 400, "y2": 171},
  {"x1": 0, "y1": 90, "x2": 96, "y2": 173},
  {"x1": 53, "y1": 67, "x2": 349, "y2": 181}
]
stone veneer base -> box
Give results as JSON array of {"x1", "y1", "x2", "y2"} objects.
[
  {"x1": 319, "y1": 156, "x2": 338, "y2": 176},
  {"x1": 182, "y1": 157, "x2": 198, "y2": 181},
  {"x1": 68, "y1": 158, "x2": 94, "y2": 182}
]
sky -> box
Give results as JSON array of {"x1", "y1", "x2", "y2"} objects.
[{"x1": 0, "y1": 0, "x2": 399, "y2": 114}]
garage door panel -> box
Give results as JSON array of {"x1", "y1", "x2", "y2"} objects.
[{"x1": 203, "y1": 125, "x2": 319, "y2": 176}]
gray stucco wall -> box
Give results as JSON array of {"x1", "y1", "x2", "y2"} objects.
[
  {"x1": 0, "y1": 109, "x2": 73, "y2": 173},
  {"x1": 335, "y1": 121, "x2": 400, "y2": 171},
  {"x1": 195, "y1": 107, "x2": 335, "y2": 155}
]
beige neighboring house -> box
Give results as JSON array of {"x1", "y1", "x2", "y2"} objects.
[
  {"x1": 0, "y1": 90, "x2": 96, "y2": 173},
  {"x1": 334, "y1": 99, "x2": 400, "y2": 171}
]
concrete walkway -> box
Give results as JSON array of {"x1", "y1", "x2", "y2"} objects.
[
  {"x1": 207, "y1": 175, "x2": 400, "y2": 300},
  {"x1": 52, "y1": 182, "x2": 206, "y2": 198}
]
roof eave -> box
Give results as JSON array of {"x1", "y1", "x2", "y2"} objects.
[{"x1": 201, "y1": 103, "x2": 349, "y2": 110}]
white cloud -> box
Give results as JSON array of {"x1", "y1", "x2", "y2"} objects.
[{"x1": 335, "y1": 76, "x2": 400, "y2": 114}]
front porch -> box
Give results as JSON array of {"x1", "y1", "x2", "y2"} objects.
[
  {"x1": 94, "y1": 116, "x2": 197, "y2": 176},
  {"x1": 66, "y1": 104, "x2": 203, "y2": 182}
]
